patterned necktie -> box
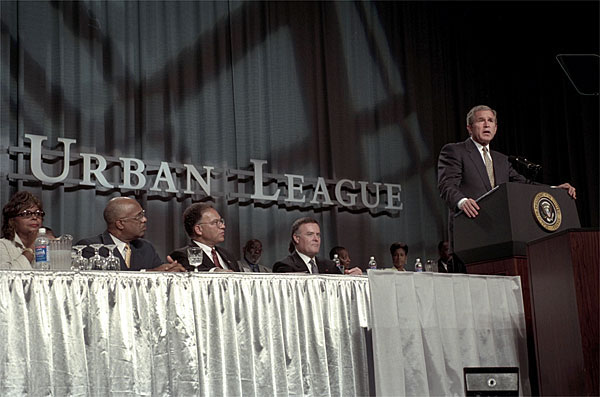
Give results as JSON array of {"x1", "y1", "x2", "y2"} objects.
[
  {"x1": 124, "y1": 243, "x2": 131, "y2": 268},
  {"x1": 482, "y1": 147, "x2": 495, "y2": 188},
  {"x1": 211, "y1": 248, "x2": 222, "y2": 269},
  {"x1": 309, "y1": 258, "x2": 319, "y2": 274}
]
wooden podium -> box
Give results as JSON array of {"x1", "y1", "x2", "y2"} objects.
[
  {"x1": 452, "y1": 182, "x2": 587, "y2": 396},
  {"x1": 527, "y1": 229, "x2": 599, "y2": 396},
  {"x1": 453, "y1": 182, "x2": 581, "y2": 264}
]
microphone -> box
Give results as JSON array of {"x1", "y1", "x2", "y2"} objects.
[{"x1": 509, "y1": 156, "x2": 542, "y2": 171}]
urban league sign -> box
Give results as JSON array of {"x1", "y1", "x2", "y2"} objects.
[{"x1": 10, "y1": 134, "x2": 403, "y2": 212}]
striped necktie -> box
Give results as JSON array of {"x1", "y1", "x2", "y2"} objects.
[{"x1": 309, "y1": 258, "x2": 319, "y2": 274}]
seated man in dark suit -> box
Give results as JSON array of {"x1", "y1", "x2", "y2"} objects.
[
  {"x1": 77, "y1": 197, "x2": 184, "y2": 272},
  {"x1": 169, "y1": 203, "x2": 239, "y2": 272},
  {"x1": 436, "y1": 241, "x2": 466, "y2": 274},
  {"x1": 273, "y1": 217, "x2": 362, "y2": 275}
]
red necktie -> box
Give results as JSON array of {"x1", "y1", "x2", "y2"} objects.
[{"x1": 211, "y1": 248, "x2": 222, "y2": 269}]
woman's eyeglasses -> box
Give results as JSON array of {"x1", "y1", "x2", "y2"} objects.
[{"x1": 16, "y1": 210, "x2": 45, "y2": 219}]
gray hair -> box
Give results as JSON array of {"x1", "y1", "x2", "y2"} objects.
[
  {"x1": 288, "y1": 217, "x2": 319, "y2": 253},
  {"x1": 466, "y1": 105, "x2": 497, "y2": 126}
]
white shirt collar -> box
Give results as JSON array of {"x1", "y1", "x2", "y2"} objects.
[
  {"x1": 13, "y1": 233, "x2": 25, "y2": 248},
  {"x1": 470, "y1": 137, "x2": 491, "y2": 163},
  {"x1": 470, "y1": 137, "x2": 490, "y2": 152},
  {"x1": 295, "y1": 250, "x2": 315, "y2": 273},
  {"x1": 108, "y1": 233, "x2": 128, "y2": 257},
  {"x1": 193, "y1": 240, "x2": 213, "y2": 256}
]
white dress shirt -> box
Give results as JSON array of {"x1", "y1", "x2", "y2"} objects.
[
  {"x1": 109, "y1": 233, "x2": 129, "y2": 259},
  {"x1": 296, "y1": 250, "x2": 315, "y2": 273},
  {"x1": 193, "y1": 240, "x2": 228, "y2": 271}
]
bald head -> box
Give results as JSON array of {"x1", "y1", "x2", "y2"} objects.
[
  {"x1": 104, "y1": 197, "x2": 147, "y2": 242},
  {"x1": 104, "y1": 197, "x2": 139, "y2": 225}
]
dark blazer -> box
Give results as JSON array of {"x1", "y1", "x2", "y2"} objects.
[
  {"x1": 169, "y1": 241, "x2": 239, "y2": 272},
  {"x1": 77, "y1": 230, "x2": 162, "y2": 271},
  {"x1": 438, "y1": 138, "x2": 528, "y2": 211},
  {"x1": 437, "y1": 138, "x2": 529, "y2": 246},
  {"x1": 437, "y1": 254, "x2": 466, "y2": 274},
  {"x1": 272, "y1": 251, "x2": 342, "y2": 274}
]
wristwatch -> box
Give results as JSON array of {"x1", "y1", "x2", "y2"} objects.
[{"x1": 23, "y1": 248, "x2": 34, "y2": 256}]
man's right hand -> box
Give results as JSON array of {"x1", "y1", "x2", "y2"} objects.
[
  {"x1": 151, "y1": 257, "x2": 186, "y2": 272},
  {"x1": 344, "y1": 267, "x2": 364, "y2": 276},
  {"x1": 459, "y1": 198, "x2": 480, "y2": 218},
  {"x1": 212, "y1": 267, "x2": 233, "y2": 272}
]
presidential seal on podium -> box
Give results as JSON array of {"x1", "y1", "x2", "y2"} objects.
[{"x1": 532, "y1": 192, "x2": 562, "y2": 232}]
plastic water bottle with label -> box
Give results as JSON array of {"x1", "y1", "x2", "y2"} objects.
[
  {"x1": 34, "y1": 227, "x2": 51, "y2": 270},
  {"x1": 368, "y1": 256, "x2": 377, "y2": 270},
  {"x1": 333, "y1": 254, "x2": 343, "y2": 272},
  {"x1": 414, "y1": 258, "x2": 423, "y2": 272}
]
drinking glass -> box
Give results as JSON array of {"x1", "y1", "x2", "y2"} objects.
[
  {"x1": 60, "y1": 234, "x2": 73, "y2": 270},
  {"x1": 104, "y1": 244, "x2": 120, "y2": 271},
  {"x1": 425, "y1": 259, "x2": 434, "y2": 272},
  {"x1": 89, "y1": 243, "x2": 106, "y2": 270},
  {"x1": 71, "y1": 245, "x2": 88, "y2": 271},
  {"x1": 187, "y1": 247, "x2": 204, "y2": 272}
]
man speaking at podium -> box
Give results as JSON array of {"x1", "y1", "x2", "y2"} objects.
[{"x1": 437, "y1": 105, "x2": 576, "y2": 245}]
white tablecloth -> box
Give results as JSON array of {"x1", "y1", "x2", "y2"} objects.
[
  {"x1": 0, "y1": 271, "x2": 371, "y2": 396},
  {"x1": 1, "y1": 270, "x2": 531, "y2": 396},
  {"x1": 368, "y1": 270, "x2": 530, "y2": 396}
]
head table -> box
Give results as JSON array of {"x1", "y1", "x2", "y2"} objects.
[{"x1": 0, "y1": 270, "x2": 529, "y2": 396}]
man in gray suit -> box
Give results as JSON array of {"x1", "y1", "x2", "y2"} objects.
[
  {"x1": 169, "y1": 203, "x2": 238, "y2": 272},
  {"x1": 77, "y1": 197, "x2": 185, "y2": 272},
  {"x1": 237, "y1": 239, "x2": 271, "y2": 273},
  {"x1": 437, "y1": 105, "x2": 576, "y2": 244}
]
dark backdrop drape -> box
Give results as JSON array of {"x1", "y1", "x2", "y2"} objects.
[{"x1": 1, "y1": 1, "x2": 598, "y2": 269}]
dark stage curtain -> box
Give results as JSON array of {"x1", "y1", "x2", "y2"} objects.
[{"x1": 1, "y1": 1, "x2": 597, "y2": 268}]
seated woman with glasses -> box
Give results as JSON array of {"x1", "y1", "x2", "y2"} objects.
[{"x1": 0, "y1": 191, "x2": 45, "y2": 270}]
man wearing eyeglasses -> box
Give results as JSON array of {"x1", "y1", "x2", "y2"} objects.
[
  {"x1": 272, "y1": 217, "x2": 363, "y2": 275},
  {"x1": 77, "y1": 197, "x2": 185, "y2": 272},
  {"x1": 169, "y1": 203, "x2": 239, "y2": 272}
]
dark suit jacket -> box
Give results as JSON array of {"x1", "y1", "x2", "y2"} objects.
[
  {"x1": 169, "y1": 241, "x2": 239, "y2": 272},
  {"x1": 437, "y1": 254, "x2": 466, "y2": 274},
  {"x1": 272, "y1": 251, "x2": 342, "y2": 274},
  {"x1": 438, "y1": 138, "x2": 528, "y2": 211},
  {"x1": 437, "y1": 138, "x2": 529, "y2": 246},
  {"x1": 77, "y1": 230, "x2": 162, "y2": 271}
]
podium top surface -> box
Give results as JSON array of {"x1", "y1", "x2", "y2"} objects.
[{"x1": 454, "y1": 183, "x2": 581, "y2": 263}]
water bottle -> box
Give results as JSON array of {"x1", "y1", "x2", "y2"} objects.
[
  {"x1": 34, "y1": 227, "x2": 51, "y2": 270},
  {"x1": 333, "y1": 254, "x2": 342, "y2": 272},
  {"x1": 415, "y1": 258, "x2": 423, "y2": 272},
  {"x1": 368, "y1": 256, "x2": 377, "y2": 270}
]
